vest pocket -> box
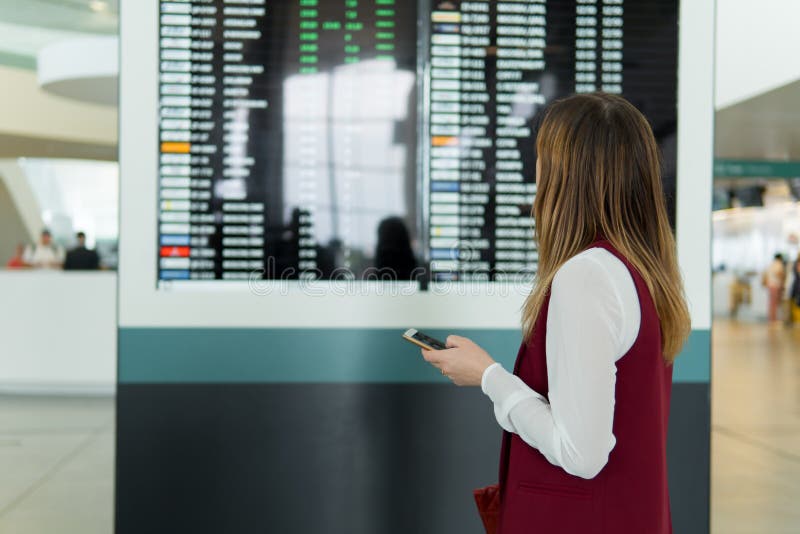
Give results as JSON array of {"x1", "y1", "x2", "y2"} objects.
[{"x1": 516, "y1": 481, "x2": 592, "y2": 499}]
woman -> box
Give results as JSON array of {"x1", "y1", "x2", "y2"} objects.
[
  {"x1": 421, "y1": 93, "x2": 690, "y2": 533},
  {"x1": 764, "y1": 254, "x2": 786, "y2": 322}
]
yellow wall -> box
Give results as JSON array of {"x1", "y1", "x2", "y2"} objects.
[{"x1": 0, "y1": 64, "x2": 116, "y2": 150}]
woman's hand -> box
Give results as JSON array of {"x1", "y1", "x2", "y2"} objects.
[{"x1": 421, "y1": 335, "x2": 495, "y2": 386}]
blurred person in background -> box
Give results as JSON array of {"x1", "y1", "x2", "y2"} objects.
[
  {"x1": 64, "y1": 231, "x2": 100, "y2": 271},
  {"x1": 23, "y1": 229, "x2": 64, "y2": 269},
  {"x1": 728, "y1": 272, "x2": 751, "y2": 319},
  {"x1": 790, "y1": 254, "x2": 800, "y2": 325},
  {"x1": 5, "y1": 243, "x2": 28, "y2": 269},
  {"x1": 763, "y1": 253, "x2": 786, "y2": 322}
]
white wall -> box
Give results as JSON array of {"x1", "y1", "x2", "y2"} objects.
[
  {"x1": 0, "y1": 271, "x2": 116, "y2": 394},
  {"x1": 17, "y1": 158, "x2": 120, "y2": 248},
  {"x1": 716, "y1": 0, "x2": 800, "y2": 109},
  {"x1": 713, "y1": 202, "x2": 800, "y2": 273}
]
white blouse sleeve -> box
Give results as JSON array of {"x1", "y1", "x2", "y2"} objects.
[{"x1": 481, "y1": 249, "x2": 640, "y2": 479}]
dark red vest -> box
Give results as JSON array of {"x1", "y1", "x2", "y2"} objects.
[{"x1": 497, "y1": 240, "x2": 673, "y2": 533}]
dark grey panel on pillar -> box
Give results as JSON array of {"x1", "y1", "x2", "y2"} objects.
[
  {"x1": 116, "y1": 383, "x2": 709, "y2": 534},
  {"x1": 116, "y1": 384, "x2": 499, "y2": 534},
  {"x1": 667, "y1": 382, "x2": 711, "y2": 534}
]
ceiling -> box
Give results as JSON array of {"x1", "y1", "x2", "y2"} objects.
[
  {"x1": 715, "y1": 78, "x2": 800, "y2": 161},
  {"x1": 0, "y1": 0, "x2": 117, "y2": 70},
  {"x1": 0, "y1": 0, "x2": 797, "y2": 166},
  {"x1": 0, "y1": 0, "x2": 118, "y2": 159},
  {"x1": 0, "y1": 0, "x2": 117, "y2": 34},
  {"x1": 715, "y1": 0, "x2": 800, "y2": 109}
]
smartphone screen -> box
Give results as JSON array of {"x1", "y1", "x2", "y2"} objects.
[{"x1": 402, "y1": 329, "x2": 447, "y2": 350}]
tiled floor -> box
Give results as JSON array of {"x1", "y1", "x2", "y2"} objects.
[
  {"x1": 0, "y1": 395, "x2": 114, "y2": 534},
  {"x1": 0, "y1": 320, "x2": 797, "y2": 533},
  {"x1": 711, "y1": 320, "x2": 800, "y2": 533}
]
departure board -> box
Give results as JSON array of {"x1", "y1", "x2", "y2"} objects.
[
  {"x1": 156, "y1": 0, "x2": 678, "y2": 285},
  {"x1": 158, "y1": 0, "x2": 419, "y2": 282}
]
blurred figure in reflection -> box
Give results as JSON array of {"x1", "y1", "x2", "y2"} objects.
[
  {"x1": 5, "y1": 243, "x2": 28, "y2": 269},
  {"x1": 375, "y1": 216, "x2": 417, "y2": 280},
  {"x1": 764, "y1": 253, "x2": 786, "y2": 322},
  {"x1": 23, "y1": 229, "x2": 64, "y2": 269},
  {"x1": 273, "y1": 207, "x2": 302, "y2": 278},
  {"x1": 316, "y1": 238, "x2": 344, "y2": 278},
  {"x1": 64, "y1": 232, "x2": 100, "y2": 271}
]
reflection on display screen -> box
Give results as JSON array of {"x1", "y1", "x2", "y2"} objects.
[{"x1": 156, "y1": 0, "x2": 678, "y2": 286}]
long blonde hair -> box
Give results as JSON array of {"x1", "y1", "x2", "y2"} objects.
[{"x1": 522, "y1": 93, "x2": 690, "y2": 362}]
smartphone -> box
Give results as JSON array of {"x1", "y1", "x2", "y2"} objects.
[{"x1": 402, "y1": 328, "x2": 448, "y2": 351}]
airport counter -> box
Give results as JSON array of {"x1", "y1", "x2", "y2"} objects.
[{"x1": 0, "y1": 270, "x2": 116, "y2": 394}]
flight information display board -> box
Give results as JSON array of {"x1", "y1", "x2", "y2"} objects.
[{"x1": 156, "y1": 0, "x2": 678, "y2": 285}]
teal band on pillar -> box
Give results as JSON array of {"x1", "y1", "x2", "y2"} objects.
[{"x1": 118, "y1": 327, "x2": 711, "y2": 384}]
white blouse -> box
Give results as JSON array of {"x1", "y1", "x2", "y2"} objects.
[{"x1": 481, "y1": 248, "x2": 641, "y2": 479}]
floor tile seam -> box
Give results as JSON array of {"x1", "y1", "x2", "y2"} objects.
[
  {"x1": 713, "y1": 425, "x2": 800, "y2": 464},
  {"x1": 0, "y1": 422, "x2": 110, "y2": 519},
  {"x1": 711, "y1": 423, "x2": 800, "y2": 434},
  {"x1": 0, "y1": 428, "x2": 113, "y2": 437}
]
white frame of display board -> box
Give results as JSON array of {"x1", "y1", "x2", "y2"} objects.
[{"x1": 119, "y1": 0, "x2": 713, "y2": 331}]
